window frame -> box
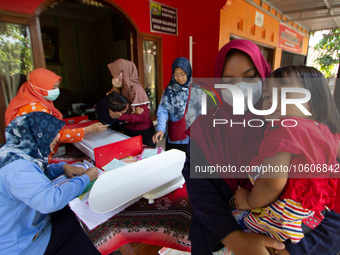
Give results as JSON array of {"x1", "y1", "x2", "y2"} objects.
[{"x1": 0, "y1": 10, "x2": 45, "y2": 143}]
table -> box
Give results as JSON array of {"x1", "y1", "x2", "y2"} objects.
[
  {"x1": 54, "y1": 144, "x2": 192, "y2": 254},
  {"x1": 80, "y1": 185, "x2": 192, "y2": 254}
]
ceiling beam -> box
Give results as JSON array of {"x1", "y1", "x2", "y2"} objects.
[
  {"x1": 285, "y1": 13, "x2": 340, "y2": 22},
  {"x1": 265, "y1": 0, "x2": 340, "y2": 31},
  {"x1": 284, "y1": 4, "x2": 340, "y2": 15},
  {"x1": 310, "y1": 26, "x2": 339, "y2": 32},
  {"x1": 246, "y1": 0, "x2": 309, "y2": 33},
  {"x1": 323, "y1": 0, "x2": 340, "y2": 28}
]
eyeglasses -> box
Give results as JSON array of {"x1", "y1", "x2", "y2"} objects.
[{"x1": 173, "y1": 72, "x2": 187, "y2": 78}]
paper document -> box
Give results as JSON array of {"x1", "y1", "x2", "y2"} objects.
[
  {"x1": 51, "y1": 160, "x2": 103, "y2": 195},
  {"x1": 137, "y1": 147, "x2": 163, "y2": 160},
  {"x1": 102, "y1": 158, "x2": 126, "y2": 171}
]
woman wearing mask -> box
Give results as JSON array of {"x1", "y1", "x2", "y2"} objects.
[
  {"x1": 5, "y1": 68, "x2": 107, "y2": 158},
  {"x1": 107, "y1": 59, "x2": 155, "y2": 147},
  {"x1": 152, "y1": 57, "x2": 202, "y2": 152},
  {"x1": 182, "y1": 39, "x2": 340, "y2": 255}
]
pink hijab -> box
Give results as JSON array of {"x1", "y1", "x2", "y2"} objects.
[
  {"x1": 107, "y1": 59, "x2": 150, "y2": 107},
  {"x1": 190, "y1": 39, "x2": 271, "y2": 191},
  {"x1": 214, "y1": 39, "x2": 271, "y2": 78}
]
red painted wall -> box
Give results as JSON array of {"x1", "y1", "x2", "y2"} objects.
[
  {"x1": 108, "y1": 0, "x2": 183, "y2": 87},
  {"x1": 181, "y1": 1, "x2": 225, "y2": 78},
  {"x1": 112, "y1": 0, "x2": 226, "y2": 79},
  {"x1": 0, "y1": 0, "x2": 225, "y2": 87},
  {"x1": 0, "y1": 0, "x2": 40, "y2": 14}
]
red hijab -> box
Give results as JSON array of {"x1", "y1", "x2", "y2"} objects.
[
  {"x1": 5, "y1": 68, "x2": 63, "y2": 126},
  {"x1": 190, "y1": 39, "x2": 271, "y2": 191}
]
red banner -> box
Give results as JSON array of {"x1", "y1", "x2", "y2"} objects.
[{"x1": 278, "y1": 24, "x2": 304, "y2": 53}]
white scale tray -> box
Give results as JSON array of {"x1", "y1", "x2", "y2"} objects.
[
  {"x1": 89, "y1": 149, "x2": 186, "y2": 213},
  {"x1": 73, "y1": 129, "x2": 129, "y2": 160},
  {"x1": 73, "y1": 130, "x2": 186, "y2": 213}
]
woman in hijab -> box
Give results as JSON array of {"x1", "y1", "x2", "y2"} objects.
[
  {"x1": 0, "y1": 111, "x2": 99, "y2": 255},
  {"x1": 182, "y1": 39, "x2": 340, "y2": 254},
  {"x1": 152, "y1": 57, "x2": 202, "y2": 152},
  {"x1": 5, "y1": 68, "x2": 108, "y2": 158},
  {"x1": 107, "y1": 59, "x2": 155, "y2": 147}
]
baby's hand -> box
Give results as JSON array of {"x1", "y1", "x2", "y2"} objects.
[
  {"x1": 109, "y1": 111, "x2": 123, "y2": 119},
  {"x1": 234, "y1": 186, "x2": 251, "y2": 210},
  {"x1": 135, "y1": 107, "x2": 144, "y2": 115}
]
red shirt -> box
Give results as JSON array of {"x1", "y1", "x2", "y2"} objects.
[
  {"x1": 250, "y1": 117, "x2": 339, "y2": 212},
  {"x1": 119, "y1": 104, "x2": 153, "y2": 131}
]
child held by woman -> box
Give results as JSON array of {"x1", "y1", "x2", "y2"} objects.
[{"x1": 223, "y1": 66, "x2": 340, "y2": 255}]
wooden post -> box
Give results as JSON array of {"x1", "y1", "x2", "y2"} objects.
[{"x1": 0, "y1": 78, "x2": 7, "y2": 144}]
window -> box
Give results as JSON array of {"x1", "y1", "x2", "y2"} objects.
[
  {"x1": 0, "y1": 22, "x2": 34, "y2": 106},
  {"x1": 140, "y1": 34, "x2": 162, "y2": 116},
  {"x1": 0, "y1": 12, "x2": 42, "y2": 143},
  {"x1": 143, "y1": 40, "x2": 158, "y2": 115}
]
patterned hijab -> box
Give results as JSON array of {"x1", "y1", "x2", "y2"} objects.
[
  {"x1": 5, "y1": 68, "x2": 63, "y2": 126},
  {"x1": 159, "y1": 57, "x2": 194, "y2": 121},
  {"x1": 107, "y1": 59, "x2": 150, "y2": 107},
  {"x1": 0, "y1": 112, "x2": 65, "y2": 170}
]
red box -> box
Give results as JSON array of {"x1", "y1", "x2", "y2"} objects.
[
  {"x1": 63, "y1": 115, "x2": 99, "y2": 129},
  {"x1": 94, "y1": 135, "x2": 143, "y2": 169}
]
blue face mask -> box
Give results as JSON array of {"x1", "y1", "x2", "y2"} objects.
[
  {"x1": 30, "y1": 82, "x2": 60, "y2": 101},
  {"x1": 43, "y1": 88, "x2": 60, "y2": 101}
]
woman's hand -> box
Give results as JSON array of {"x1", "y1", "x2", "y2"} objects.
[
  {"x1": 84, "y1": 123, "x2": 108, "y2": 134},
  {"x1": 234, "y1": 186, "x2": 251, "y2": 210},
  {"x1": 134, "y1": 106, "x2": 144, "y2": 115},
  {"x1": 50, "y1": 134, "x2": 60, "y2": 154},
  {"x1": 85, "y1": 167, "x2": 99, "y2": 182},
  {"x1": 222, "y1": 231, "x2": 285, "y2": 255},
  {"x1": 152, "y1": 131, "x2": 164, "y2": 143},
  {"x1": 267, "y1": 248, "x2": 291, "y2": 255},
  {"x1": 63, "y1": 164, "x2": 86, "y2": 178},
  {"x1": 129, "y1": 90, "x2": 136, "y2": 102}
]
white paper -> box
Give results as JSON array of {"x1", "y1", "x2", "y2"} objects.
[
  {"x1": 81, "y1": 129, "x2": 129, "y2": 150},
  {"x1": 68, "y1": 192, "x2": 141, "y2": 230},
  {"x1": 102, "y1": 158, "x2": 126, "y2": 171}
]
